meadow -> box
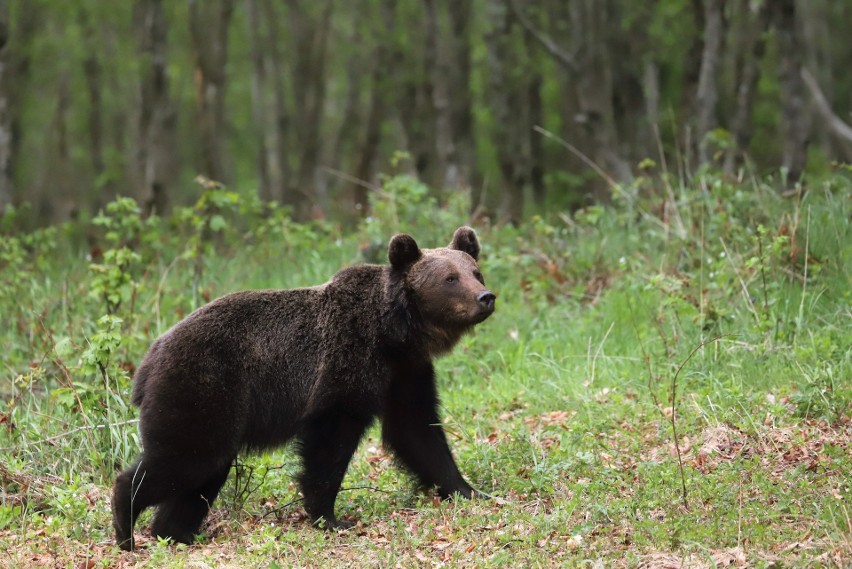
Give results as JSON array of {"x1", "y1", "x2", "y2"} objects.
[{"x1": 0, "y1": 171, "x2": 849, "y2": 567}]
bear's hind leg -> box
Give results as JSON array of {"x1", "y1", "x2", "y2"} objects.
[
  {"x1": 297, "y1": 411, "x2": 373, "y2": 529},
  {"x1": 150, "y1": 465, "x2": 230, "y2": 546},
  {"x1": 112, "y1": 459, "x2": 173, "y2": 551}
]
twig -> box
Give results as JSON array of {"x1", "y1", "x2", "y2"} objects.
[
  {"x1": 507, "y1": 0, "x2": 578, "y2": 72},
  {"x1": 669, "y1": 334, "x2": 730, "y2": 508},
  {"x1": 533, "y1": 125, "x2": 619, "y2": 190},
  {"x1": 321, "y1": 166, "x2": 380, "y2": 193}
]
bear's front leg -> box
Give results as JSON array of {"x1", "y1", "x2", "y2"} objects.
[
  {"x1": 382, "y1": 363, "x2": 477, "y2": 498},
  {"x1": 297, "y1": 409, "x2": 373, "y2": 530}
]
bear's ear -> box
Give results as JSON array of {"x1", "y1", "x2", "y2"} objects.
[
  {"x1": 449, "y1": 226, "x2": 480, "y2": 261},
  {"x1": 388, "y1": 234, "x2": 422, "y2": 269}
]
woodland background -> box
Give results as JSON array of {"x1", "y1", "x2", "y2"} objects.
[{"x1": 1, "y1": 0, "x2": 852, "y2": 227}]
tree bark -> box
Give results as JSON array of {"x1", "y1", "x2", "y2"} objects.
[
  {"x1": 446, "y1": 0, "x2": 476, "y2": 191},
  {"x1": 189, "y1": 0, "x2": 234, "y2": 186},
  {"x1": 425, "y1": 0, "x2": 451, "y2": 189},
  {"x1": 286, "y1": 0, "x2": 333, "y2": 218},
  {"x1": 350, "y1": 0, "x2": 392, "y2": 216},
  {"x1": 724, "y1": 1, "x2": 770, "y2": 173},
  {"x1": 136, "y1": 0, "x2": 176, "y2": 216},
  {"x1": 261, "y1": 0, "x2": 291, "y2": 207},
  {"x1": 568, "y1": 0, "x2": 632, "y2": 190},
  {"x1": 485, "y1": 0, "x2": 526, "y2": 223},
  {"x1": 0, "y1": 0, "x2": 10, "y2": 209},
  {"x1": 78, "y1": 5, "x2": 109, "y2": 201},
  {"x1": 770, "y1": 0, "x2": 809, "y2": 182},
  {"x1": 524, "y1": 19, "x2": 545, "y2": 205},
  {"x1": 695, "y1": 0, "x2": 725, "y2": 166}
]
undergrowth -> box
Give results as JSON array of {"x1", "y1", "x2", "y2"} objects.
[{"x1": 0, "y1": 169, "x2": 849, "y2": 567}]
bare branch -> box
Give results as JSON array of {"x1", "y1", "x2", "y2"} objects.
[
  {"x1": 507, "y1": 0, "x2": 577, "y2": 72},
  {"x1": 801, "y1": 68, "x2": 852, "y2": 151}
]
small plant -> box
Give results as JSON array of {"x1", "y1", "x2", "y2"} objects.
[
  {"x1": 175, "y1": 177, "x2": 242, "y2": 306},
  {"x1": 89, "y1": 197, "x2": 152, "y2": 315}
]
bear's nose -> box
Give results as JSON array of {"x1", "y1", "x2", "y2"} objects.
[{"x1": 477, "y1": 291, "x2": 496, "y2": 311}]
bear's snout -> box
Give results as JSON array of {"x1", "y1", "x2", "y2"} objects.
[{"x1": 476, "y1": 290, "x2": 496, "y2": 312}]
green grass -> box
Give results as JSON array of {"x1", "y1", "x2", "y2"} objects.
[{"x1": 0, "y1": 172, "x2": 850, "y2": 567}]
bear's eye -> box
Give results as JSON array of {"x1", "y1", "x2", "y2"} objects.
[
  {"x1": 473, "y1": 270, "x2": 484, "y2": 284},
  {"x1": 445, "y1": 275, "x2": 458, "y2": 284}
]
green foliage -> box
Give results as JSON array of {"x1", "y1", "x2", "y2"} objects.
[{"x1": 360, "y1": 171, "x2": 471, "y2": 252}]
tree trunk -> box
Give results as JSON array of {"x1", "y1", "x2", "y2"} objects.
[
  {"x1": 136, "y1": 0, "x2": 176, "y2": 216},
  {"x1": 189, "y1": 0, "x2": 234, "y2": 186},
  {"x1": 695, "y1": 0, "x2": 725, "y2": 166},
  {"x1": 261, "y1": 0, "x2": 291, "y2": 207},
  {"x1": 351, "y1": 61, "x2": 385, "y2": 217},
  {"x1": 425, "y1": 0, "x2": 451, "y2": 190},
  {"x1": 485, "y1": 0, "x2": 526, "y2": 224},
  {"x1": 446, "y1": 0, "x2": 475, "y2": 191},
  {"x1": 350, "y1": 0, "x2": 392, "y2": 216},
  {"x1": 78, "y1": 5, "x2": 109, "y2": 202},
  {"x1": 392, "y1": 3, "x2": 439, "y2": 188},
  {"x1": 724, "y1": 1, "x2": 770, "y2": 173},
  {"x1": 287, "y1": 0, "x2": 333, "y2": 218},
  {"x1": 0, "y1": 0, "x2": 10, "y2": 209},
  {"x1": 247, "y1": 0, "x2": 272, "y2": 202},
  {"x1": 0, "y1": 0, "x2": 35, "y2": 210},
  {"x1": 568, "y1": 0, "x2": 632, "y2": 191},
  {"x1": 525, "y1": 24, "x2": 545, "y2": 205},
  {"x1": 771, "y1": 0, "x2": 809, "y2": 183},
  {"x1": 643, "y1": 59, "x2": 660, "y2": 139}
]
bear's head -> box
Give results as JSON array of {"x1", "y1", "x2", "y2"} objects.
[{"x1": 386, "y1": 226, "x2": 496, "y2": 355}]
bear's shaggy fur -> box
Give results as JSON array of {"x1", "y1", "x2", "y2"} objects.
[{"x1": 112, "y1": 227, "x2": 496, "y2": 549}]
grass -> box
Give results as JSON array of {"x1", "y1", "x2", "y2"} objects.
[{"x1": 0, "y1": 171, "x2": 850, "y2": 567}]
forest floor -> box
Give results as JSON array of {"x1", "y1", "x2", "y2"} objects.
[{"x1": 0, "y1": 173, "x2": 849, "y2": 567}]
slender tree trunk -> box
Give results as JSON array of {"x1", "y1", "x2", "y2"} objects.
[
  {"x1": 330, "y1": 38, "x2": 363, "y2": 199},
  {"x1": 426, "y1": 0, "x2": 451, "y2": 190},
  {"x1": 0, "y1": 0, "x2": 10, "y2": 209},
  {"x1": 568, "y1": 0, "x2": 632, "y2": 191},
  {"x1": 695, "y1": 0, "x2": 725, "y2": 165},
  {"x1": 392, "y1": 2, "x2": 439, "y2": 188},
  {"x1": 286, "y1": 0, "x2": 333, "y2": 218},
  {"x1": 485, "y1": 0, "x2": 526, "y2": 223},
  {"x1": 0, "y1": 0, "x2": 35, "y2": 210},
  {"x1": 724, "y1": 1, "x2": 769, "y2": 173},
  {"x1": 189, "y1": 0, "x2": 234, "y2": 185},
  {"x1": 771, "y1": 0, "x2": 809, "y2": 182},
  {"x1": 643, "y1": 59, "x2": 660, "y2": 138},
  {"x1": 525, "y1": 24, "x2": 545, "y2": 206},
  {"x1": 247, "y1": 0, "x2": 271, "y2": 201},
  {"x1": 352, "y1": 61, "x2": 384, "y2": 217},
  {"x1": 49, "y1": 70, "x2": 72, "y2": 221},
  {"x1": 78, "y1": 6, "x2": 109, "y2": 202},
  {"x1": 261, "y1": 0, "x2": 291, "y2": 207},
  {"x1": 447, "y1": 0, "x2": 476, "y2": 191},
  {"x1": 136, "y1": 0, "x2": 176, "y2": 216},
  {"x1": 351, "y1": 0, "x2": 392, "y2": 216}
]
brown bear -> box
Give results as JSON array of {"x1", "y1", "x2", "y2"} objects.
[{"x1": 111, "y1": 226, "x2": 496, "y2": 550}]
